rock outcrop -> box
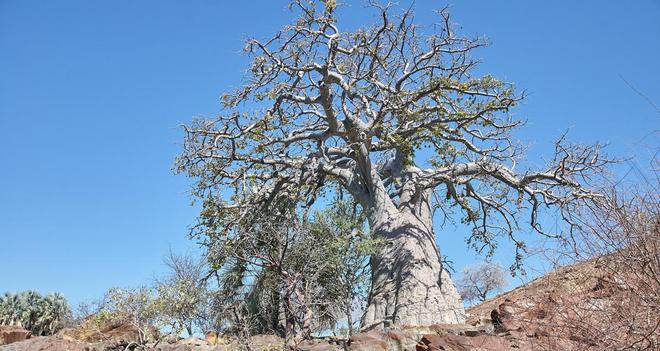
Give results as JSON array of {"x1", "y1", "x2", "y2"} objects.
[
  {"x1": 0, "y1": 326, "x2": 31, "y2": 346},
  {"x1": 2, "y1": 257, "x2": 656, "y2": 350}
]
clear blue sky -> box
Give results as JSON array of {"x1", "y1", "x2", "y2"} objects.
[{"x1": 1, "y1": 1, "x2": 658, "y2": 306}]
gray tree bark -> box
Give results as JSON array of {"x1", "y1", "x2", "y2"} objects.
[{"x1": 361, "y1": 201, "x2": 466, "y2": 329}]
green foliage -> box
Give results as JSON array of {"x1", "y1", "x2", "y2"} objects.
[
  {"x1": 303, "y1": 200, "x2": 380, "y2": 334},
  {"x1": 96, "y1": 286, "x2": 161, "y2": 343},
  {"x1": 153, "y1": 282, "x2": 202, "y2": 334},
  {"x1": 0, "y1": 291, "x2": 71, "y2": 336},
  {"x1": 323, "y1": 0, "x2": 336, "y2": 14},
  {"x1": 207, "y1": 197, "x2": 378, "y2": 338},
  {"x1": 103, "y1": 287, "x2": 159, "y2": 324},
  {"x1": 72, "y1": 252, "x2": 211, "y2": 343},
  {"x1": 153, "y1": 251, "x2": 209, "y2": 336}
]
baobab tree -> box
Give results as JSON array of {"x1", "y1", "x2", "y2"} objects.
[{"x1": 176, "y1": 1, "x2": 610, "y2": 329}]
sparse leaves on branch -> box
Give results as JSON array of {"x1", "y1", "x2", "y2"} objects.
[
  {"x1": 176, "y1": 0, "x2": 614, "y2": 329},
  {"x1": 154, "y1": 250, "x2": 209, "y2": 337},
  {"x1": 175, "y1": 0, "x2": 611, "y2": 270}
]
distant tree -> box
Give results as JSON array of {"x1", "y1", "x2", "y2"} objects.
[
  {"x1": 458, "y1": 262, "x2": 508, "y2": 304},
  {"x1": 69, "y1": 297, "x2": 104, "y2": 327},
  {"x1": 154, "y1": 250, "x2": 208, "y2": 337},
  {"x1": 0, "y1": 291, "x2": 71, "y2": 336},
  {"x1": 74, "y1": 282, "x2": 200, "y2": 346},
  {"x1": 100, "y1": 287, "x2": 160, "y2": 345},
  {"x1": 176, "y1": 0, "x2": 611, "y2": 328}
]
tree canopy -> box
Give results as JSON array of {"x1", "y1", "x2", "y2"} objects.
[
  {"x1": 176, "y1": 1, "x2": 608, "y2": 257},
  {"x1": 176, "y1": 0, "x2": 612, "y2": 328},
  {"x1": 206, "y1": 198, "x2": 376, "y2": 345}
]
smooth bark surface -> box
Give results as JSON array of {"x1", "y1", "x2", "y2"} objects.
[{"x1": 362, "y1": 207, "x2": 465, "y2": 329}]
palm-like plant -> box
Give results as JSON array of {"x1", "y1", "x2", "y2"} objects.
[
  {"x1": 0, "y1": 293, "x2": 22, "y2": 326},
  {"x1": 0, "y1": 291, "x2": 71, "y2": 335},
  {"x1": 21, "y1": 290, "x2": 42, "y2": 332},
  {"x1": 41, "y1": 293, "x2": 70, "y2": 335}
]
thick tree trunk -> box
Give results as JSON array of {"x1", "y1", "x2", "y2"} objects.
[{"x1": 361, "y1": 209, "x2": 466, "y2": 329}]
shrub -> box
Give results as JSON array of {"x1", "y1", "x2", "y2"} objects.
[{"x1": 0, "y1": 291, "x2": 71, "y2": 336}]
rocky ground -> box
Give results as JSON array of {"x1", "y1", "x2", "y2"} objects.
[{"x1": 2, "y1": 258, "x2": 657, "y2": 350}]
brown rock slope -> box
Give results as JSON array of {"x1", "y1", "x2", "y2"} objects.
[
  {"x1": 0, "y1": 322, "x2": 146, "y2": 351},
  {"x1": 0, "y1": 326, "x2": 31, "y2": 346},
  {"x1": 1, "y1": 258, "x2": 657, "y2": 350},
  {"x1": 465, "y1": 258, "x2": 659, "y2": 350}
]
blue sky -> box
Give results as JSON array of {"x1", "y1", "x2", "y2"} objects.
[{"x1": 1, "y1": 0, "x2": 658, "y2": 306}]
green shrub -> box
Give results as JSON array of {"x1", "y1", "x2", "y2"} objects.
[{"x1": 0, "y1": 291, "x2": 71, "y2": 335}]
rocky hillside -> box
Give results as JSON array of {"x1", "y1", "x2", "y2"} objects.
[
  {"x1": 2, "y1": 257, "x2": 657, "y2": 351},
  {"x1": 464, "y1": 257, "x2": 659, "y2": 350}
]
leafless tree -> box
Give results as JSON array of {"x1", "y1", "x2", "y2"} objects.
[
  {"x1": 458, "y1": 262, "x2": 508, "y2": 304},
  {"x1": 554, "y1": 160, "x2": 660, "y2": 350},
  {"x1": 498, "y1": 154, "x2": 660, "y2": 350},
  {"x1": 176, "y1": 0, "x2": 611, "y2": 329},
  {"x1": 69, "y1": 298, "x2": 104, "y2": 327}
]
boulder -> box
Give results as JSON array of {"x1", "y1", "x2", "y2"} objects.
[
  {"x1": 383, "y1": 330, "x2": 420, "y2": 350},
  {"x1": 249, "y1": 334, "x2": 285, "y2": 350},
  {"x1": 205, "y1": 331, "x2": 220, "y2": 345},
  {"x1": 298, "y1": 338, "x2": 343, "y2": 351},
  {"x1": 0, "y1": 326, "x2": 31, "y2": 346},
  {"x1": 401, "y1": 323, "x2": 491, "y2": 337},
  {"x1": 60, "y1": 321, "x2": 142, "y2": 344},
  {"x1": 346, "y1": 330, "x2": 423, "y2": 351},
  {"x1": 347, "y1": 332, "x2": 388, "y2": 351},
  {"x1": 180, "y1": 336, "x2": 211, "y2": 347},
  {"x1": 0, "y1": 335, "x2": 100, "y2": 351},
  {"x1": 416, "y1": 334, "x2": 512, "y2": 351}
]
